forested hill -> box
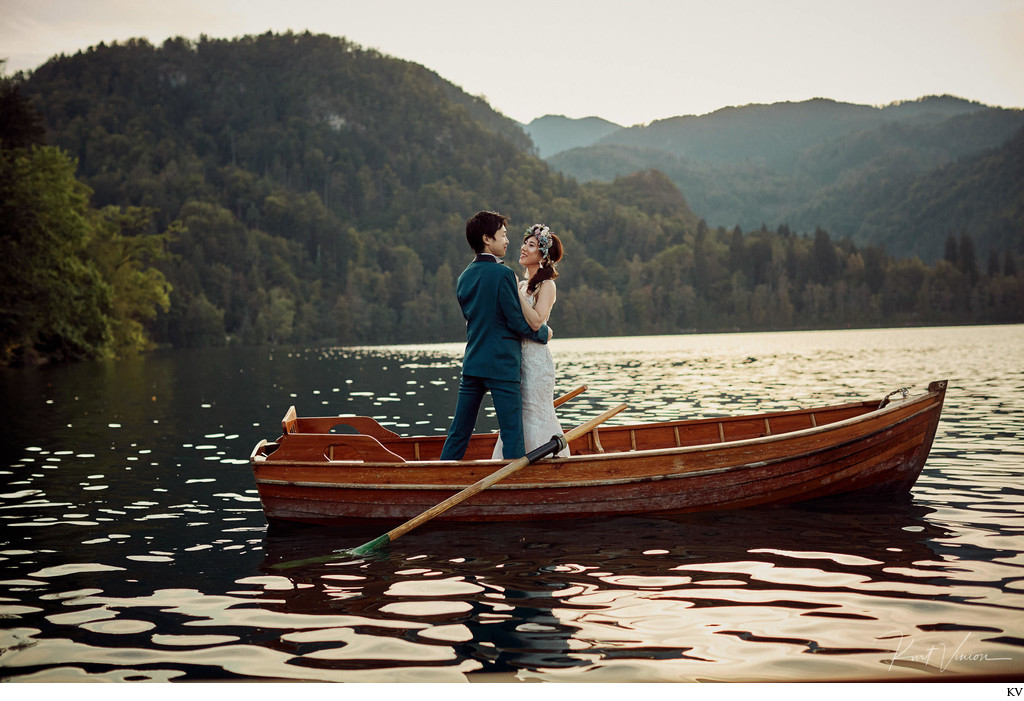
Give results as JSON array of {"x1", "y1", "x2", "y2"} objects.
[
  {"x1": 12, "y1": 32, "x2": 703, "y2": 352},
  {"x1": 546, "y1": 98, "x2": 1024, "y2": 262},
  {"x1": 598, "y1": 97, "x2": 998, "y2": 164},
  {"x1": 3, "y1": 32, "x2": 1022, "y2": 363}
]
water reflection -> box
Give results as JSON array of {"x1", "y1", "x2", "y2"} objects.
[
  {"x1": 1, "y1": 326, "x2": 1022, "y2": 681},
  {"x1": 250, "y1": 501, "x2": 1019, "y2": 681}
]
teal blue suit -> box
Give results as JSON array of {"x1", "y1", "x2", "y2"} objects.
[{"x1": 440, "y1": 255, "x2": 550, "y2": 459}]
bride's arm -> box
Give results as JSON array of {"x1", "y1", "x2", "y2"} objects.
[
  {"x1": 519, "y1": 284, "x2": 545, "y2": 331},
  {"x1": 523, "y1": 280, "x2": 556, "y2": 331}
]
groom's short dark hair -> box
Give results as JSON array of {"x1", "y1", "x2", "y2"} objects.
[{"x1": 466, "y1": 211, "x2": 509, "y2": 253}]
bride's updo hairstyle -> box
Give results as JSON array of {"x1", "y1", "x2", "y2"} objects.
[{"x1": 525, "y1": 224, "x2": 563, "y2": 295}]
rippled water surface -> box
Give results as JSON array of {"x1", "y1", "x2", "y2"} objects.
[{"x1": 1, "y1": 326, "x2": 1022, "y2": 682}]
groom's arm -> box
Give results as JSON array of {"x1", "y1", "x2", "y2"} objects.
[{"x1": 497, "y1": 269, "x2": 549, "y2": 344}]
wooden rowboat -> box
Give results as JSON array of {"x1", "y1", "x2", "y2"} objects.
[{"x1": 249, "y1": 380, "x2": 947, "y2": 525}]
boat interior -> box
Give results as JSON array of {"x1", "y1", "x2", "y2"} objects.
[{"x1": 271, "y1": 398, "x2": 887, "y2": 464}]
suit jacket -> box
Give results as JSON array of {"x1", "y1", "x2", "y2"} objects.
[{"x1": 457, "y1": 255, "x2": 550, "y2": 382}]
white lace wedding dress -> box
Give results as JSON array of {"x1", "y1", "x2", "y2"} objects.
[{"x1": 492, "y1": 282, "x2": 570, "y2": 458}]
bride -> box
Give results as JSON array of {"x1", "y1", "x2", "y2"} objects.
[{"x1": 493, "y1": 224, "x2": 570, "y2": 458}]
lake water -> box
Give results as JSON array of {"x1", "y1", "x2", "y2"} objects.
[{"x1": 1, "y1": 325, "x2": 1022, "y2": 683}]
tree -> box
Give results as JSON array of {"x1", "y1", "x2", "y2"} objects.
[
  {"x1": 958, "y1": 231, "x2": 979, "y2": 285},
  {"x1": 0, "y1": 146, "x2": 111, "y2": 363},
  {"x1": 987, "y1": 249, "x2": 1001, "y2": 277},
  {"x1": 811, "y1": 228, "x2": 839, "y2": 283},
  {"x1": 0, "y1": 69, "x2": 45, "y2": 150},
  {"x1": 0, "y1": 144, "x2": 173, "y2": 364},
  {"x1": 943, "y1": 233, "x2": 959, "y2": 266},
  {"x1": 88, "y1": 206, "x2": 172, "y2": 353}
]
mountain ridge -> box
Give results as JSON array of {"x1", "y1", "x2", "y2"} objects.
[
  {"x1": 5, "y1": 32, "x2": 1019, "y2": 360},
  {"x1": 539, "y1": 96, "x2": 1024, "y2": 261},
  {"x1": 523, "y1": 114, "x2": 623, "y2": 158}
]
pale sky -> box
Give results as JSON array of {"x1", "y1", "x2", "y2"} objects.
[{"x1": 2, "y1": 0, "x2": 1023, "y2": 126}]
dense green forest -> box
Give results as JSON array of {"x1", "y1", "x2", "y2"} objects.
[
  {"x1": 2, "y1": 33, "x2": 1022, "y2": 365},
  {"x1": 1, "y1": 73, "x2": 172, "y2": 365}
]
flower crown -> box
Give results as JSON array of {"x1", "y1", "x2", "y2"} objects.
[{"x1": 527, "y1": 224, "x2": 554, "y2": 261}]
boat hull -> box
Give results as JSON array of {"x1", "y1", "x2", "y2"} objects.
[{"x1": 250, "y1": 381, "x2": 946, "y2": 525}]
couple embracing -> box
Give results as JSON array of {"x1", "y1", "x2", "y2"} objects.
[{"x1": 439, "y1": 210, "x2": 571, "y2": 461}]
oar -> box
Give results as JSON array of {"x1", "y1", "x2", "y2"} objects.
[
  {"x1": 553, "y1": 384, "x2": 587, "y2": 408},
  {"x1": 271, "y1": 402, "x2": 627, "y2": 569}
]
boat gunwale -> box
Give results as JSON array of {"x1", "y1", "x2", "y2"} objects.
[
  {"x1": 252, "y1": 386, "x2": 943, "y2": 467},
  {"x1": 256, "y1": 426, "x2": 934, "y2": 520},
  {"x1": 252, "y1": 387, "x2": 944, "y2": 491}
]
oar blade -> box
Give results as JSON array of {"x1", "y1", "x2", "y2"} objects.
[
  {"x1": 269, "y1": 552, "x2": 364, "y2": 569},
  {"x1": 347, "y1": 533, "x2": 392, "y2": 557}
]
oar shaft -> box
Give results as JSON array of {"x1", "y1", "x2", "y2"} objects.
[
  {"x1": 364, "y1": 402, "x2": 627, "y2": 552},
  {"x1": 273, "y1": 403, "x2": 630, "y2": 563},
  {"x1": 382, "y1": 455, "x2": 529, "y2": 543},
  {"x1": 553, "y1": 384, "x2": 588, "y2": 408}
]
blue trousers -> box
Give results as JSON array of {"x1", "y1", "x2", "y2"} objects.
[{"x1": 439, "y1": 375, "x2": 524, "y2": 460}]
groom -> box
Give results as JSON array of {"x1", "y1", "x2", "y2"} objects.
[{"x1": 439, "y1": 211, "x2": 552, "y2": 460}]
